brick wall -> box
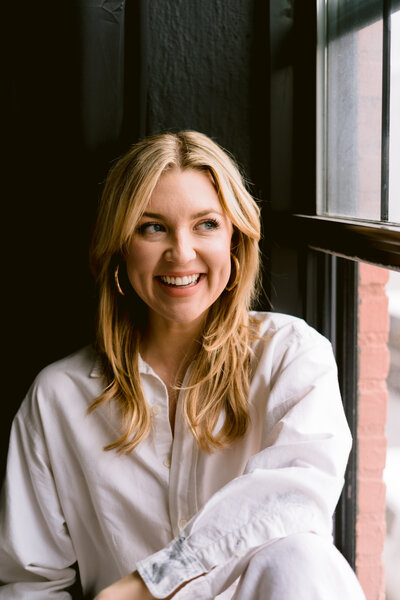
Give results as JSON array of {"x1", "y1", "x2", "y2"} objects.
[{"x1": 357, "y1": 263, "x2": 390, "y2": 600}]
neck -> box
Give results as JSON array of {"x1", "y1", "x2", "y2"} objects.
[{"x1": 140, "y1": 313, "x2": 205, "y2": 385}]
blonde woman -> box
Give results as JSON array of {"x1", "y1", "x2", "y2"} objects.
[{"x1": 0, "y1": 132, "x2": 365, "y2": 599}]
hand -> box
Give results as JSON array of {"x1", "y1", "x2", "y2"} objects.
[
  {"x1": 93, "y1": 571, "x2": 155, "y2": 600},
  {"x1": 94, "y1": 568, "x2": 203, "y2": 600}
]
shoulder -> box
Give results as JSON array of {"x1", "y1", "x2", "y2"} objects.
[
  {"x1": 32, "y1": 345, "x2": 99, "y2": 390},
  {"x1": 18, "y1": 345, "x2": 101, "y2": 424},
  {"x1": 250, "y1": 311, "x2": 329, "y2": 347},
  {"x1": 248, "y1": 311, "x2": 335, "y2": 380}
]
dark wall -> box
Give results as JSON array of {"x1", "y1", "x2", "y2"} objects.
[
  {"x1": 2, "y1": 0, "x2": 274, "y2": 478},
  {"x1": 145, "y1": 1, "x2": 254, "y2": 169},
  {"x1": 3, "y1": 0, "x2": 137, "y2": 479},
  {"x1": 140, "y1": 0, "x2": 270, "y2": 185}
]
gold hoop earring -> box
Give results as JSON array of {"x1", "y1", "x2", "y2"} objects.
[
  {"x1": 226, "y1": 253, "x2": 240, "y2": 291},
  {"x1": 114, "y1": 264, "x2": 125, "y2": 296}
]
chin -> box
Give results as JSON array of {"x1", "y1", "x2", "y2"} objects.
[
  {"x1": 167, "y1": 312, "x2": 204, "y2": 325},
  {"x1": 154, "y1": 305, "x2": 208, "y2": 327}
]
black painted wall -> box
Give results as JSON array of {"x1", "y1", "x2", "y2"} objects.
[
  {"x1": 2, "y1": 0, "x2": 278, "y2": 479},
  {"x1": 146, "y1": 1, "x2": 254, "y2": 167},
  {"x1": 142, "y1": 0, "x2": 271, "y2": 185}
]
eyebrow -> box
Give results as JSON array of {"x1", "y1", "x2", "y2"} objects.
[{"x1": 141, "y1": 210, "x2": 224, "y2": 219}]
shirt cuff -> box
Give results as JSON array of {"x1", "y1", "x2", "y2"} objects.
[{"x1": 136, "y1": 535, "x2": 206, "y2": 599}]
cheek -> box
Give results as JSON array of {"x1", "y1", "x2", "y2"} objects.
[
  {"x1": 125, "y1": 245, "x2": 156, "y2": 300},
  {"x1": 207, "y1": 239, "x2": 232, "y2": 274},
  {"x1": 126, "y1": 242, "x2": 155, "y2": 277}
]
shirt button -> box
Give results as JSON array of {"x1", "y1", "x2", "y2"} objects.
[
  {"x1": 163, "y1": 457, "x2": 171, "y2": 469},
  {"x1": 178, "y1": 518, "x2": 188, "y2": 529},
  {"x1": 151, "y1": 405, "x2": 161, "y2": 416}
]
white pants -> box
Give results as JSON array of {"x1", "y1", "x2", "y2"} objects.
[
  {"x1": 190, "y1": 533, "x2": 366, "y2": 599},
  {"x1": 232, "y1": 533, "x2": 366, "y2": 600}
]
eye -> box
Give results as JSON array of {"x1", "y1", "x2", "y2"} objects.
[
  {"x1": 137, "y1": 222, "x2": 165, "y2": 235},
  {"x1": 197, "y1": 218, "x2": 220, "y2": 231}
]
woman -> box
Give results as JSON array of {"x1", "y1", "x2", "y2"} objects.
[{"x1": 0, "y1": 131, "x2": 365, "y2": 599}]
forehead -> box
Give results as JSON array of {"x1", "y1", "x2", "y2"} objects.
[{"x1": 145, "y1": 168, "x2": 224, "y2": 214}]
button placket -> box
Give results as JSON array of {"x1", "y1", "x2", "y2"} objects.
[
  {"x1": 141, "y1": 371, "x2": 173, "y2": 474},
  {"x1": 168, "y1": 368, "x2": 200, "y2": 537}
]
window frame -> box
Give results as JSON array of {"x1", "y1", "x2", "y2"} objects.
[
  {"x1": 287, "y1": 214, "x2": 400, "y2": 269},
  {"x1": 316, "y1": 0, "x2": 400, "y2": 228},
  {"x1": 266, "y1": 0, "x2": 399, "y2": 570}
]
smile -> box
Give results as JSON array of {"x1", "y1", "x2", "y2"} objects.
[{"x1": 157, "y1": 274, "x2": 201, "y2": 288}]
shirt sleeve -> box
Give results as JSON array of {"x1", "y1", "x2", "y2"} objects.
[
  {"x1": 0, "y1": 400, "x2": 77, "y2": 598},
  {"x1": 136, "y1": 324, "x2": 352, "y2": 599}
]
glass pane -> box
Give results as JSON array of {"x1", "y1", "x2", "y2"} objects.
[
  {"x1": 389, "y1": 9, "x2": 400, "y2": 223},
  {"x1": 323, "y1": 1, "x2": 383, "y2": 220}
]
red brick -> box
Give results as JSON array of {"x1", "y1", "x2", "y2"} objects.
[
  {"x1": 358, "y1": 379, "x2": 387, "y2": 394},
  {"x1": 357, "y1": 479, "x2": 386, "y2": 514},
  {"x1": 358, "y1": 281, "x2": 388, "y2": 297},
  {"x1": 359, "y1": 296, "x2": 389, "y2": 333},
  {"x1": 358, "y1": 333, "x2": 389, "y2": 346},
  {"x1": 359, "y1": 263, "x2": 390, "y2": 286},
  {"x1": 358, "y1": 391, "x2": 388, "y2": 435},
  {"x1": 356, "y1": 563, "x2": 385, "y2": 600},
  {"x1": 358, "y1": 344, "x2": 390, "y2": 380},
  {"x1": 358, "y1": 391, "x2": 388, "y2": 424},
  {"x1": 358, "y1": 387, "x2": 388, "y2": 405},
  {"x1": 358, "y1": 435, "x2": 387, "y2": 474},
  {"x1": 356, "y1": 526, "x2": 386, "y2": 558}
]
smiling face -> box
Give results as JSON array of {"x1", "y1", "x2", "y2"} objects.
[{"x1": 125, "y1": 167, "x2": 233, "y2": 330}]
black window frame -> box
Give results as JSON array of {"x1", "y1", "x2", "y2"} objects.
[{"x1": 266, "y1": 0, "x2": 400, "y2": 569}]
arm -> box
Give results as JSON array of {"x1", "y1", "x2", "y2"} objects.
[
  {"x1": 132, "y1": 326, "x2": 352, "y2": 599},
  {"x1": 93, "y1": 572, "x2": 154, "y2": 600},
  {"x1": 0, "y1": 403, "x2": 76, "y2": 598},
  {"x1": 93, "y1": 570, "x2": 205, "y2": 600}
]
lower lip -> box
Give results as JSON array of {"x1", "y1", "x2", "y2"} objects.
[{"x1": 155, "y1": 275, "x2": 205, "y2": 297}]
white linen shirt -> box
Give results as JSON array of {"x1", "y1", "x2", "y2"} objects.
[{"x1": 0, "y1": 312, "x2": 352, "y2": 599}]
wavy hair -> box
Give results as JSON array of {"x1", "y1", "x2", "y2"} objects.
[{"x1": 89, "y1": 131, "x2": 262, "y2": 452}]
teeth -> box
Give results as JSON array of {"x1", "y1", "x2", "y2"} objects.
[{"x1": 160, "y1": 274, "x2": 200, "y2": 287}]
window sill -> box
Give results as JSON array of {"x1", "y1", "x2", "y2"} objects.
[{"x1": 271, "y1": 213, "x2": 400, "y2": 270}]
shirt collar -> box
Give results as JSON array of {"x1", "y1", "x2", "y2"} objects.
[{"x1": 89, "y1": 352, "x2": 153, "y2": 378}]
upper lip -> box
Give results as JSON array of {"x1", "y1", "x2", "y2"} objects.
[{"x1": 156, "y1": 271, "x2": 203, "y2": 277}]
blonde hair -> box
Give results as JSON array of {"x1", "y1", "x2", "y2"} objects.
[{"x1": 89, "y1": 131, "x2": 261, "y2": 452}]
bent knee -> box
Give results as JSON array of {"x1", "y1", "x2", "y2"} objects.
[
  {"x1": 275, "y1": 531, "x2": 332, "y2": 558},
  {"x1": 242, "y1": 533, "x2": 365, "y2": 599},
  {"x1": 251, "y1": 532, "x2": 332, "y2": 571}
]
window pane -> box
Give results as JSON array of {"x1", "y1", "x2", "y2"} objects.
[
  {"x1": 322, "y1": 1, "x2": 383, "y2": 219},
  {"x1": 389, "y1": 9, "x2": 400, "y2": 223}
]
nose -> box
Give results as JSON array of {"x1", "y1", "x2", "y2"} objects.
[{"x1": 164, "y1": 230, "x2": 196, "y2": 264}]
